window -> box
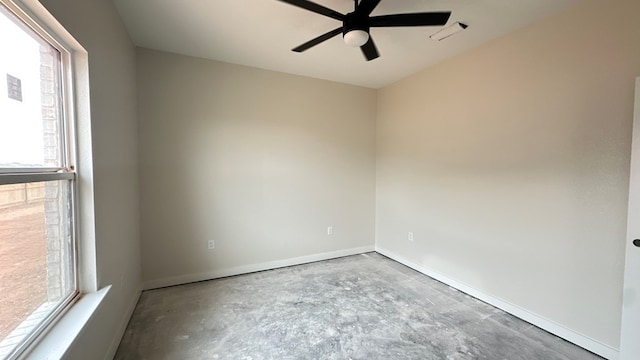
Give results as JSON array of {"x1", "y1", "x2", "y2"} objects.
[{"x1": 0, "y1": 2, "x2": 80, "y2": 359}]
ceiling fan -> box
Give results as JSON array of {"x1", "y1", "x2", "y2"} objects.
[{"x1": 277, "y1": 0, "x2": 452, "y2": 61}]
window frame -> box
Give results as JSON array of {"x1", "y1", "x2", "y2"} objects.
[{"x1": 0, "y1": 0, "x2": 97, "y2": 358}]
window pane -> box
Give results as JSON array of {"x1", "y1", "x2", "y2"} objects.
[
  {"x1": 0, "y1": 4, "x2": 63, "y2": 169},
  {"x1": 0, "y1": 180, "x2": 74, "y2": 359}
]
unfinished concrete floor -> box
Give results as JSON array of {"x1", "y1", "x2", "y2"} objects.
[{"x1": 115, "y1": 253, "x2": 602, "y2": 360}]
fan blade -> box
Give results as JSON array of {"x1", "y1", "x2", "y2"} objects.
[
  {"x1": 293, "y1": 27, "x2": 343, "y2": 52},
  {"x1": 369, "y1": 12, "x2": 451, "y2": 27},
  {"x1": 360, "y1": 37, "x2": 379, "y2": 61},
  {"x1": 276, "y1": 0, "x2": 344, "y2": 21},
  {"x1": 356, "y1": 0, "x2": 381, "y2": 16}
]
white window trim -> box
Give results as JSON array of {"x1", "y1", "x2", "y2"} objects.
[
  {"x1": 1, "y1": 0, "x2": 107, "y2": 358},
  {"x1": 23, "y1": 286, "x2": 110, "y2": 360}
]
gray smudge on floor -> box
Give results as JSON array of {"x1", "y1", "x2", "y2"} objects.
[{"x1": 115, "y1": 253, "x2": 603, "y2": 360}]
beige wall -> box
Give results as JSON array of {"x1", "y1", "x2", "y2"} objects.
[
  {"x1": 137, "y1": 48, "x2": 377, "y2": 286},
  {"x1": 39, "y1": 0, "x2": 141, "y2": 358},
  {"x1": 376, "y1": 0, "x2": 640, "y2": 348}
]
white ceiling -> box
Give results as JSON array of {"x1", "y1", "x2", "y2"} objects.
[{"x1": 112, "y1": 0, "x2": 581, "y2": 89}]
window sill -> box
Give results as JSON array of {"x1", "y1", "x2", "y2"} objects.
[{"x1": 22, "y1": 286, "x2": 111, "y2": 360}]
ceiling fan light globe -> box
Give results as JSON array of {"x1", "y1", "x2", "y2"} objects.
[{"x1": 343, "y1": 30, "x2": 369, "y2": 47}]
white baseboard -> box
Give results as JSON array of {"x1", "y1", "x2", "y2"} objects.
[
  {"x1": 143, "y1": 245, "x2": 375, "y2": 290},
  {"x1": 104, "y1": 287, "x2": 142, "y2": 360},
  {"x1": 375, "y1": 246, "x2": 619, "y2": 360}
]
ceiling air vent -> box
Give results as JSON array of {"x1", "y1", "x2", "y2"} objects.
[{"x1": 430, "y1": 22, "x2": 468, "y2": 41}]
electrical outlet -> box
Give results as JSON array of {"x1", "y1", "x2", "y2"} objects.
[
  {"x1": 208, "y1": 240, "x2": 215, "y2": 249},
  {"x1": 408, "y1": 232, "x2": 414, "y2": 242},
  {"x1": 327, "y1": 226, "x2": 333, "y2": 235}
]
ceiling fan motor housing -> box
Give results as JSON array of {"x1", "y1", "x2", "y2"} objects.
[{"x1": 343, "y1": 12, "x2": 370, "y2": 35}]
